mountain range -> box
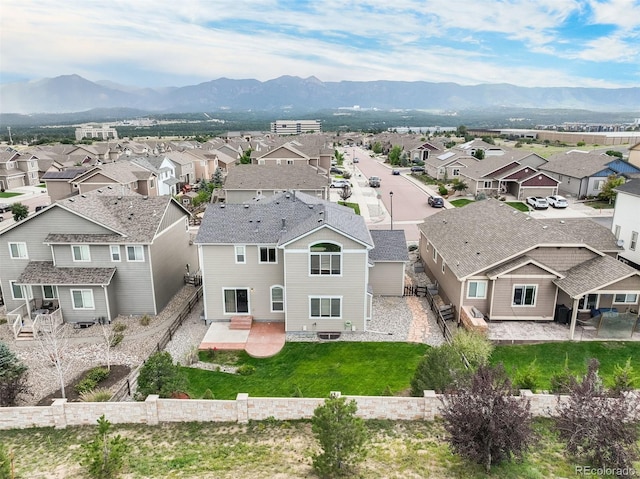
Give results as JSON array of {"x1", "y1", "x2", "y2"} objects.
[{"x1": 1, "y1": 74, "x2": 639, "y2": 114}]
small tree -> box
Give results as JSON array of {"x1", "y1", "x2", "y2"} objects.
[
  {"x1": 451, "y1": 179, "x2": 469, "y2": 196},
  {"x1": 440, "y1": 364, "x2": 534, "y2": 473},
  {"x1": 0, "y1": 341, "x2": 29, "y2": 406},
  {"x1": 311, "y1": 395, "x2": 368, "y2": 478},
  {"x1": 598, "y1": 174, "x2": 625, "y2": 203},
  {"x1": 36, "y1": 321, "x2": 72, "y2": 399},
  {"x1": 135, "y1": 351, "x2": 187, "y2": 400},
  {"x1": 239, "y1": 148, "x2": 252, "y2": 164},
  {"x1": 450, "y1": 329, "x2": 493, "y2": 369},
  {"x1": 473, "y1": 149, "x2": 485, "y2": 160},
  {"x1": 555, "y1": 359, "x2": 639, "y2": 471},
  {"x1": 338, "y1": 185, "x2": 352, "y2": 201},
  {"x1": 212, "y1": 168, "x2": 224, "y2": 187},
  {"x1": 388, "y1": 145, "x2": 403, "y2": 165},
  {"x1": 410, "y1": 344, "x2": 467, "y2": 395},
  {"x1": 10, "y1": 203, "x2": 28, "y2": 222},
  {"x1": 81, "y1": 415, "x2": 128, "y2": 479}
]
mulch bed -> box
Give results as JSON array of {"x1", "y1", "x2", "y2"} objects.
[{"x1": 37, "y1": 364, "x2": 131, "y2": 406}]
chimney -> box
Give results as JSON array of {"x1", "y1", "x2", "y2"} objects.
[{"x1": 281, "y1": 218, "x2": 286, "y2": 229}]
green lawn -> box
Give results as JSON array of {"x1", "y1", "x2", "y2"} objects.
[
  {"x1": 338, "y1": 201, "x2": 361, "y2": 215},
  {"x1": 186, "y1": 342, "x2": 428, "y2": 399},
  {"x1": 585, "y1": 200, "x2": 615, "y2": 210},
  {"x1": 0, "y1": 192, "x2": 22, "y2": 198},
  {"x1": 506, "y1": 201, "x2": 530, "y2": 212},
  {"x1": 491, "y1": 341, "x2": 640, "y2": 390},
  {"x1": 449, "y1": 198, "x2": 474, "y2": 207},
  {"x1": 36, "y1": 183, "x2": 47, "y2": 188}
]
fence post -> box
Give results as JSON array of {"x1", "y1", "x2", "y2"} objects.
[
  {"x1": 236, "y1": 393, "x2": 249, "y2": 424},
  {"x1": 145, "y1": 395, "x2": 159, "y2": 425},
  {"x1": 51, "y1": 398, "x2": 68, "y2": 429}
]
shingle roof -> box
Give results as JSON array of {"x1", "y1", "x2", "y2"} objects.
[
  {"x1": 536, "y1": 218, "x2": 622, "y2": 252},
  {"x1": 369, "y1": 230, "x2": 409, "y2": 261},
  {"x1": 553, "y1": 255, "x2": 640, "y2": 298},
  {"x1": 540, "y1": 151, "x2": 614, "y2": 178},
  {"x1": 417, "y1": 199, "x2": 607, "y2": 279},
  {"x1": 195, "y1": 191, "x2": 372, "y2": 248},
  {"x1": 615, "y1": 178, "x2": 640, "y2": 197},
  {"x1": 44, "y1": 233, "x2": 124, "y2": 244},
  {"x1": 224, "y1": 164, "x2": 328, "y2": 190},
  {"x1": 17, "y1": 261, "x2": 116, "y2": 285}
]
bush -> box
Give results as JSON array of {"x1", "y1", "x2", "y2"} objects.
[
  {"x1": 611, "y1": 358, "x2": 635, "y2": 397},
  {"x1": 113, "y1": 322, "x2": 127, "y2": 333},
  {"x1": 438, "y1": 185, "x2": 448, "y2": 196},
  {"x1": 80, "y1": 388, "x2": 113, "y2": 402},
  {"x1": 86, "y1": 367, "x2": 110, "y2": 384},
  {"x1": 0, "y1": 341, "x2": 29, "y2": 406},
  {"x1": 0, "y1": 442, "x2": 12, "y2": 479},
  {"x1": 342, "y1": 171, "x2": 352, "y2": 179},
  {"x1": 410, "y1": 344, "x2": 468, "y2": 395},
  {"x1": 237, "y1": 364, "x2": 256, "y2": 376},
  {"x1": 441, "y1": 364, "x2": 535, "y2": 473},
  {"x1": 139, "y1": 315, "x2": 151, "y2": 326},
  {"x1": 136, "y1": 351, "x2": 187, "y2": 400},
  {"x1": 549, "y1": 354, "x2": 574, "y2": 394},
  {"x1": 514, "y1": 358, "x2": 542, "y2": 392},
  {"x1": 75, "y1": 378, "x2": 98, "y2": 394},
  {"x1": 451, "y1": 329, "x2": 493, "y2": 369},
  {"x1": 201, "y1": 389, "x2": 215, "y2": 400},
  {"x1": 311, "y1": 396, "x2": 368, "y2": 477},
  {"x1": 110, "y1": 333, "x2": 124, "y2": 348}
]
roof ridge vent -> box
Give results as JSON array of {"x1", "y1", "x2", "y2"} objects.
[{"x1": 243, "y1": 204, "x2": 249, "y2": 208}]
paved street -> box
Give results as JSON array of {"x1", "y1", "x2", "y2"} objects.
[{"x1": 0, "y1": 185, "x2": 51, "y2": 230}]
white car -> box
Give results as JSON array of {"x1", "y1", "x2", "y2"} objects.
[
  {"x1": 547, "y1": 195, "x2": 568, "y2": 208},
  {"x1": 526, "y1": 196, "x2": 549, "y2": 210},
  {"x1": 330, "y1": 179, "x2": 350, "y2": 188}
]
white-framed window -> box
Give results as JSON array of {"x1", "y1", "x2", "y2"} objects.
[
  {"x1": 594, "y1": 179, "x2": 605, "y2": 191},
  {"x1": 71, "y1": 289, "x2": 95, "y2": 310},
  {"x1": 513, "y1": 285, "x2": 537, "y2": 306},
  {"x1": 258, "y1": 159, "x2": 266, "y2": 165},
  {"x1": 432, "y1": 246, "x2": 437, "y2": 262},
  {"x1": 467, "y1": 280, "x2": 487, "y2": 299},
  {"x1": 10, "y1": 281, "x2": 24, "y2": 300},
  {"x1": 310, "y1": 297, "x2": 341, "y2": 318},
  {"x1": 310, "y1": 242, "x2": 341, "y2": 275},
  {"x1": 150, "y1": 178, "x2": 155, "y2": 189},
  {"x1": 126, "y1": 245, "x2": 144, "y2": 262},
  {"x1": 287, "y1": 159, "x2": 294, "y2": 165},
  {"x1": 259, "y1": 246, "x2": 277, "y2": 264},
  {"x1": 631, "y1": 231, "x2": 638, "y2": 251},
  {"x1": 223, "y1": 288, "x2": 249, "y2": 314},
  {"x1": 8, "y1": 242, "x2": 28, "y2": 259},
  {"x1": 110, "y1": 245, "x2": 121, "y2": 262},
  {"x1": 271, "y1": 286, "x2": 284, "y2": 312},
  {"x1": 614, "y1": 225, "x2": 621, "y2": 240},
  {"x1": 71, "y1": 245, "x2": 90, "y2": 262},
  {"x1": 483, "y1": 180, "x2": 492, "y2": 189},
  {"x1": 452, "y1": 168, "x2": 460, "y2": 177},
  {"x1": 613, "y1": 293, "x2": 638, "y2": 304},
  {"x1": 578, "y1": 293, "x2": 598, "y2": 310},
  {"x1": 42, "y1": 285, "x2": 58, "y2": 300},
  {"x1": 235, "y1": 245, "x2": 246, "y2": 264}
]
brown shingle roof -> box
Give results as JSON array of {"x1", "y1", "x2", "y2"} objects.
[
  {"x1": 17, "y1": 261, "x2": 116, "y2": 285},
  {"x1": 224, "y1": 164, "x2": 328, "y2": 190},
  {"x1": 553, "y1": 255, "x2": 640, "y2": 298}
]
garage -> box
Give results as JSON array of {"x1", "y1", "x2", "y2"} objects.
[{"x1": 368, "y1": 230, "x2": 409, "y2": 296}]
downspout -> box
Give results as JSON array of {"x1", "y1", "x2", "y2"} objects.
[
  {"x1": 103, "y1": 285, "x2": 112, "y2": 323},
  {"x1": 568, "y1": 297, "x2": 580, "y2": 340}
]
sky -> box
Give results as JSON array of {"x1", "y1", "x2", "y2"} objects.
[{"x1": 1, "y1": 0, "x2": 639, "y2": 89}]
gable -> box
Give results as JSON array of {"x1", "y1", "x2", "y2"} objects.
[
  {"x1": 261, "y1": 146, "x2": 307, "y2": 159},
  {"x1": 283, "y1": 225, "x2": 367, "y2": 250},
  {"x1": 520, "y1": 172, "x2": 560, "y2": 186},
  {"x1": 483, "y1": 161, "x2": 521, "y2": 178}
]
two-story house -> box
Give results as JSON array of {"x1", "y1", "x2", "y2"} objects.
[
  {"x1": 0, "y1": 151, "x2": 40, "y2": 190},
  {"x1": 418, "y1": 199, "x2": 640, "y2": 339},
  {"x1": 131, "y1": 156, "x2": 178, "y2": 196},
  {"x1": 612, "y1": 178, "x2": 640, "y2": 270},
  {"x1": 0, "y1": 189, "x2": 197, "y2": 336},
  {"x1": 71, "y1": 161, "x2": 159, "y2": 197},
  {"x1": 195, "y1": 192, "x2": 407, "y2": 333}
]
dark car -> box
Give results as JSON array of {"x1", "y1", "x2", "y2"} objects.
[
  {"x1": 35, "y1": 205, "x2": 49, "y2": 212},
  {"x1": 0, "y1": 203, "x2": 11, "y2": 213},
  {"x1": 330, "y1": 167, "x2": 344, "y2": 175},
  {"x1": 368, "y1": 176, "x2": 381, "y2": 187},
  {"x1": 411, "y1": 166, "x2": 425, "y2": 173},
  {"x1": 428, "y1": 195, "x2": 445, "y2": 208},
  {"x1": 392, "y1": 169, "x2": 400, "y2": 175}
]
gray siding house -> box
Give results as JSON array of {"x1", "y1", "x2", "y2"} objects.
[
  {"x1": 418, "y1": 199, "x2": 640, "y2": 339},
  {"x1": 0, "y1": 189, "x2": 197, "y2": 335},
  {"x1": 195, "y1": 192, "x2": 407, "y2": 334}
]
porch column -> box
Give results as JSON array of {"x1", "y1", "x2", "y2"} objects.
[{"x1": 569, "y1": 297, "x2": 580, "y2": 340}]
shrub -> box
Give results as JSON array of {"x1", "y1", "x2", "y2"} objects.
[
  {"x1": 0, "y1": 442, "x2": 12, "y2": 479},
  {"x1": 139, "y1": 315, "x2": 151, "y2": 326},
  {"x1": 110, "y1": 333, "x2": 124, "y2": 348},
  {"x1": 438, "y1": 185, "x2": 448, "y2": 196},
  {"x1": 410, "y1": 344, "x2": 468, "y2": 395},
  {"x1": 311, "y1": 395, "x2": 368, "y2": 477},
  {"x1": 611, "y1": 358, "x2": 635, "y2": 397},
  {"x1": 451, "y1": 329, "x2": 493, "y2": 369},
  {"x1": 549, "y1": 354, "x2": 574, "y2": 394},
  {"x1": 201, "y1": 389, "x2": 215, "y2": 400},
  {"x1": 237, "y1": 364, "x2": 256, "y2": 376},
  {"x1": 342, "y1": 170, "x2": 352, "y2": 179},
  {"x1": 514, "y1": 358, "x2": 542, "y2": 393},
  {"x1": 440, "y1": 364, "x2": 535, "y2": 473},
  {"x1": 475, "y1": 192, "x2": 487, "y2": 201},
  {"x1": 555, "y1": 359, "x2": 639, "y2": 471},
  {"x1": 75, "y1": 378, "x2": 98, "y2": 394},
  {"x1": 80, "y1": 388, "x2": 113, "y2": 402},
  {"x1": 113, "y1": 322, "x2": 127, "y2": 333},
  {"x1": 86, "y1": 367, "x2": 110, "y2": 384},
  {"x1": 136, "y1": 351, "x2": 187, "y2": 400},
  {"x1": 0, "y1": 341, "x2": 29, "y2": 406}
]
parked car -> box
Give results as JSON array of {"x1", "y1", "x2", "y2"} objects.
[
  {"x1": 368, "y1": 176, "x2": 381, "y2": 187},
  {"x1": 353, "y1": 158, "x2": 359, "y2": 163},
  {"x1": 330, "y1": 179, "x2": 351, "y2": 188},
  {"x1": 0, "y1": 215, "x2": 3, "y2": 222},
  {"x1": 0, "y1": 203, "x2": 11, "y2": 213},
  {"x1": 35, "y1": 205, "x2": 49, "y2": 212},
  {"x1": 330, "y1": 167, "x2": 344, "y2": 175},
  {"x1": 428, "y1": 195, "x2": 445, "y2": 208},
  {"x1": 546, "y1": 195, "x2": 568, "y2": 208},
  {"x1": 526, "y1": 196, "x2": 549, "y2": 209},
  {"x1": 410, "y1": 166, "x2": 425, "y2": 173},
  {"x1": 392, "y1": 169, "x2": 400, "y2": 175}
]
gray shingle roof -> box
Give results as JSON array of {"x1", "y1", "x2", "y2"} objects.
[
  {"x1": 615, "y1": 178, "x2": 640, "y2": 197},
  {"x1": 195, "y1": 191, "x2": 373, "y2": 248},
  {"x1": 17, "y1": 261, "x2": 116, "y2": 285},
  {"x1": 536, "y1": 218, "x2": 622, "y2": 252},
  {"x1": 418, "y1": 199, "x2": 610, "y2": 279},
  {"x1": 224, "y1": 164, "x2": 328, "y2": 190},
  {"x1": 540, "y1": 151, "x2": 611, "y2": 178},
  {"x1": 45, "y1": 233, "x2": 123, "y2": 244},
  {"x1": 369, "y1": 230, "x2": 409, "y2": 261},
  {"x1": 553, "y1": 255, "x2": 640, "y2": 298}
]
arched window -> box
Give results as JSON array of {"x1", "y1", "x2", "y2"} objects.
[
  {"x1": 309, "y1": 242, "x2": 341, "y2": 275},
  {"x1": 271, "y1": 285, "x2": 284, "y2": 312}
]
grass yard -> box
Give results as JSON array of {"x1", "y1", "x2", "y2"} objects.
[
  {"x1": 585, "y1": 200, "x2": 615, "y2": 210},
  {"x1": 506, "y1": 201, "x2": 530, "y2": 212},
  {"x1": 2, "y1": 418, "x2": 621, "y2": 478},
  {"x1": 338, "y1": 201, "x2": 361, "y2": 215},
  {"x1": 449, "y1": 198, "x2": 474, "y2": 207},
  {"x1": 186, "y1": 342, "x2": 428, "y2": 399},
  {"x1": 36, "y1": 183, "x2": 47, "y2": 188},
  {"x1": 0, "y1": 191, "x2": 22, "y2": 198},
  {"x1": 492, "y1": 341, "x2": 640, "y2": 390}
]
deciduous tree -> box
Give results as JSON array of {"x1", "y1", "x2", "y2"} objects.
[{"x1": 10, "y1": 203, "x2": 28, "y2": 222}]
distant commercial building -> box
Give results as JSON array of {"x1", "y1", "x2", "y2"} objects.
[
  {"x1": 270, "y1": 120, "x2": 321, "y2": 135},
  {"x1": 75, "y1": 124, "x2": 119, "y2": 141}
]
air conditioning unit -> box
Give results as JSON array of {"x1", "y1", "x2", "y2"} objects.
[{"x1": 617, "y1": 239, "x2": 624, "y2": 247}]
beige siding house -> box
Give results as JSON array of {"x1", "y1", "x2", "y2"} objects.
[
  {"x1": 0, "y1": 189, "x2": 197, "y2": 336},
  {"x1": 195, "y1": 192, "x2": 408, "y2": 334},
  {"x1": 418, "y1": 199, "x2": 640, "y2": 339}
]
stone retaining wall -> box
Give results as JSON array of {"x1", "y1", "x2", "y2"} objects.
[{"x1": 0, "y1": 390, "x2": 571, "y2": 430}]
